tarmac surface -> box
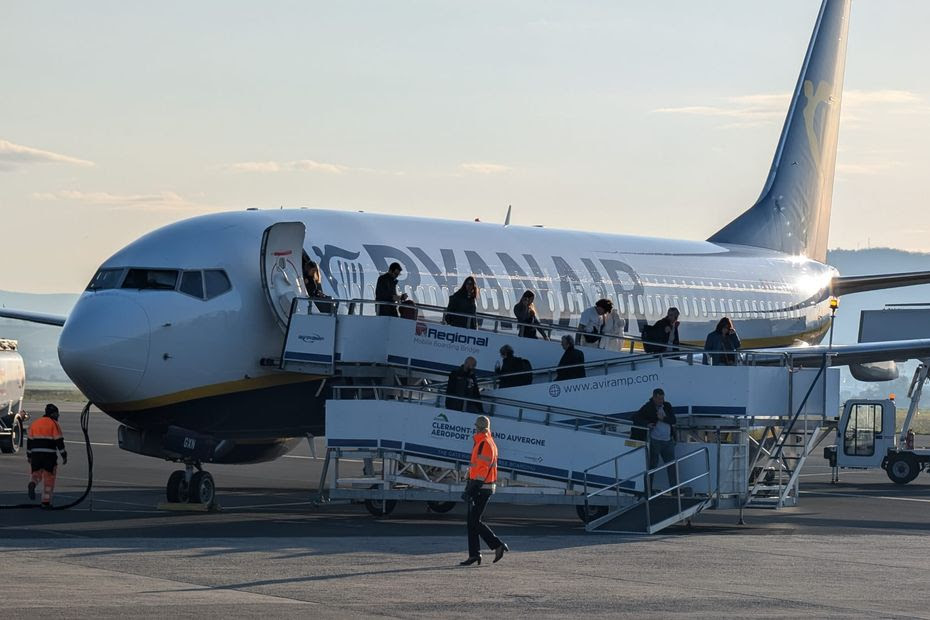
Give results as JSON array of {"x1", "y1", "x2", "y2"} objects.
[{"x1": 3, "y1": 402, "x2": 930, "y2": 618}]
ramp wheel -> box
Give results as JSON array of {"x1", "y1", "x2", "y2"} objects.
[
  {"x1": 576, "y1": 504, "x2": 608, "y2": 523},
  {"x1": 426, "y1": 501, "x2": 456, "y2": 513},
  {"x1": 886, "y1": 453, "x2": 920, "y2": 485},
  {"x1": 364, "y1": 498, "x2": 397, "y2": 517},
  {"x1": 166, "y1": 470, "x2": 190, "y2": 503},
  {"x1": 190, "y1": 471, "x2": 216, "y2": 505}
]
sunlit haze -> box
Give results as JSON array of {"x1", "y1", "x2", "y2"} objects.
[{"x1": 4, "y1": 1, "x2": 930, "y2": 293}]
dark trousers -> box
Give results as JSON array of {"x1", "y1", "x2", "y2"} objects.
[
  {"x1": 648, "y1": 439, "x2": 678, "y2": 491},
  {"x1": 466, "y1": 491, "x2": 502, "y2": 558}
]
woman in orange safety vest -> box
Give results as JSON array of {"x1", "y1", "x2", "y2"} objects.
[{"x1": 459, "y1": 415, "x2": 509, "y2": 566}]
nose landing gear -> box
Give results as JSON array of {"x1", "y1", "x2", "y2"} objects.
[{"x1": 166, "y1": 462, "x2": 216, "y2": 506}]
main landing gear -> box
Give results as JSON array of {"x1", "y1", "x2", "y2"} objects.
[{"x1": 166, "y1": 462, "x2": 216, "y2": 505}]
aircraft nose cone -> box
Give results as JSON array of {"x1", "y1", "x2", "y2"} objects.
[{"x1": 58, "y1": 293, "x2": 151, "y2": 404}]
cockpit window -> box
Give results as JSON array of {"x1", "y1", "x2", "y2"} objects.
[
  {"x1": 122, "y1": 269, "x2": 179, "y2": 290},
  {"x1": 179, "y1": 271, "x2": 205, "y2": 299},
  {"x1": 86, "y1": 268, "x2": 125, "y2": 291},
  {"x1": 204, "y1": 270, "x2": 232, "y2": 299}
]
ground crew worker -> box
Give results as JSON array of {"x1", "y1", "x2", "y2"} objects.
[
  {"x1": 26, "y1": 404, "x2": 67, "y2": 508},
  {"x1": 459, "y1": 415, "x2": 509, "y2": 566}
]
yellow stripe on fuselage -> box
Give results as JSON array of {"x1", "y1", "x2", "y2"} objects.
[{"x1": 101, "y1": 372, "x2": 325, "y2": 413}]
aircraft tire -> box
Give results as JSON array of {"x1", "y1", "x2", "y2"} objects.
[
  {"x1": 189, "y1": 471, "x2": 215, "y2": 505},
  {"x1": 166, "y1": 470, "x2": 190, "y2": 503},
  {"x1": 886, "y1": 453, "x2": 920, "y2": 485},
  {"x1": 576, "y1": 504, "x2": 608, "y2": 523},
  {"x1": 426, "y1": 501, "x2": 456, "y2": 513}
]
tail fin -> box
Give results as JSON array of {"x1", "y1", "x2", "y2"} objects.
[{"x1": 708, "y1": 0, "x2": 851, "y2": 262}]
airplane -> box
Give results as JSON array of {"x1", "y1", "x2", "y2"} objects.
[{"x1": 4, "y1": 0, "x2": 930, "y2": 502}]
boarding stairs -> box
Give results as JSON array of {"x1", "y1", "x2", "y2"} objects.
[
  {"x1": 320, "y1": 384, "x2": 714, "y2": 533},
  {"x1": 277, "y1": 297, "x2": 840, "y2": 525},
  {"x1": 744, "y1": 360, "x2": 834, "y2": 508}
]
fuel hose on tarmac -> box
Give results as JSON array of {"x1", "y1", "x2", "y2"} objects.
[{"x1": 0, "y1": 401, "x2": 93, "y2": 510}]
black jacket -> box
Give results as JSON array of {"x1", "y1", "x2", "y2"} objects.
[
  {"x1": 645, "y1": 317, "x2": 680, "y2": 353},
  {"x1": 497, "y1": 355, "x2": 532, "y2": 388},
  {"x1": 556, "y1": 347, "x2": 585, "y2": 381},
  {"x1": 631, "y1": 400, "x2": 676, "y2": 441},
  {"x1": 514, "y1": 302, "x2": 543, "y2": 339},
  {"x1": 375, "y1": 272, "x2": 400, "y2": 317},
  {"x1": 445, "y1": 290, "x2": 477, "y2": 329},
  {"x1": 446, "y1": 366, "x2": 483, "y2": 413},
  {"x1": 305, "y1": 278, "x2": 335, "y2": 314}
]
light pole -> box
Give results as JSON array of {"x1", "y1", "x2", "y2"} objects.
[{"x1": 828, "y1": 297, "x2": 839, "y2": 349}]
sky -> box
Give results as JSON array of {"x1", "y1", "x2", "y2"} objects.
[{"x1": 3, "y1": 1, "x2": 930, "y2": 293}]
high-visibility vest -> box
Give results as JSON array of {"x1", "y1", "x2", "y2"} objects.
[
  {"x1": 468, "y1": 431, "x2": 498, "y2": 483},
  {"x1": 26, "y1": 416, "x2": 66, "y2": 457}
]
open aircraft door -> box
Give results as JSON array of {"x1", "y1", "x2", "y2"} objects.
[{"x1": 260, "y1": 222, "x2": 308, "y2": 332}]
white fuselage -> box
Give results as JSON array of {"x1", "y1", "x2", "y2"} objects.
[{"x1": 58, "y1": 209, "x2": 836, "y2": 429}]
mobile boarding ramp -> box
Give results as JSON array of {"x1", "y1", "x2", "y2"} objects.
[{"x1": 321, "y1": 385, "x2": 716, "y2": 533}]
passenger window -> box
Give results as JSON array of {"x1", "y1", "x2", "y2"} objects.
[
  {"x1": 616, "y1": 294, "x2": 624, "y2": 314},
  {"x1": 179, "y1": 271, "x2": 204, "y2": 299},
  {"x1": 681, "y1": 297, "x2": 690, "y2": 317},
  {"x1": 700, "y1": 298, "x2": 707, "y2": 317},
  {"x1": 122, "y1": 269, "x2": 178, "y2": 290},
  {"x1": 86, "y1": 268, "x2": 124, "y2": 291},
  {"x1": 646, "y1": 295, "x2": 654, "y2": 316},
  {"x1": 710, "y1": 298, "x2": 717, "y2": 314},
  {"x1": 204, "y1": 270, "x2": 232, "y2": 299}
]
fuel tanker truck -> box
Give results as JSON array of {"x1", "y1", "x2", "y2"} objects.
[{"x1": 0, "y1": 339, "x2": 27, "y2": 454}]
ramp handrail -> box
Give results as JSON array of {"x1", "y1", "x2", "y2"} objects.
[
  {"x1": 289, "y1": 295, "x2": 714, "y2": 355},
  {"x1": 288, "y1": 295, "x2": 805, "y2": 375},
  {"x1": 330, "y1": 383, "x2": 651, "y2": 438},
  {"x1": 583, "y1": 445, "x2": 712, "y2": 533}
]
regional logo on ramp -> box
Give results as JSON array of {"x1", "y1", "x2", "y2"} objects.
[{"x1": 548, "y1": 384, "x2": 561, "y2": 398}]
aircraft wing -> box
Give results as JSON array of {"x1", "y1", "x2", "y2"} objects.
[
  {"x1": 831, "y1": 271, "x2": 930, "y2": 297},
  {"x1": 762, "y1": 338, "x2": 930, "y2": 368},
  {"x1": 0, "y1": 308, "x2": 67, "y2": 327}
]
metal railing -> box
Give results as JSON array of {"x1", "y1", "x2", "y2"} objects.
[
  {"x1": 583, "y1": 445, "x2": 712, "y2": 533},
  {"x1": 330, "y1": 382, "x2": 650, "y2": 439}
]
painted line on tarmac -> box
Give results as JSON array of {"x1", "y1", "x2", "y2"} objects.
[
  {"x1": 801, "y1": 490, "x2": 930, "y2": 503},
  {"x1": 65, "y1": 440, "x2": 115, "y2": 447},
  {"x1": 224, "y1": 500, "x2": 320, "y2": 510},
  {"x1": 283, "y1": 454, "x2": 365, "y2": 463}
]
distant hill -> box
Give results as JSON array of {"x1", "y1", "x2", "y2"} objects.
[{"x1": 1, "y1": 247, "x2": 928, "y2": 388}]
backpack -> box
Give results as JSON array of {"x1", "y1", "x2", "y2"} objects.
[{"x1": 514, "y1": 357, "x2": 533, "y2": 386}]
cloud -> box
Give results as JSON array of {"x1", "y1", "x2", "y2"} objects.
[
  {"x1": 0, "y1": 139, "x2": 94, "y2": 171},
  {"x1": 31, "y1": 190, "x2": 217, "y2": 211},
  {"x1": 459, "y1": 162, "x2": 513, "y2": 175},
  {"x1": 218, "y1": 159, "x2": 351, "y2": 174},
  {"x1": 653, "y1": 89, "x2": 928, "y2": 128}
]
